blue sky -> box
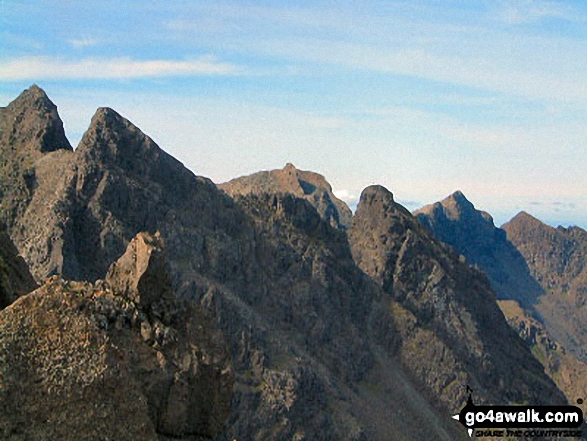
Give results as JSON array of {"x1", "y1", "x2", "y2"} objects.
[{"x1": 1, "y1": 0, "x2": 586, "y2": 227}]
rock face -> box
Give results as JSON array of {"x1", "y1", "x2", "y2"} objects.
[
  {"x1": 219, "y1": 163, "x2": 353, "y2": 230},
  {"x1": 0, "y1": 232, "x2": 233, "y2": 441},
  {"x1": 0, "y1": 85, "x2": 72, "y2": 230},
  {"x1": 498, "y1": 299, "x2": 587, "y2": 408},
  {"x1": 349, "y1": 186, "x2": 565, "y2": 409},
  {"x1": 1, "y1": 87, "x2": 465, "y2": 441},
  {"x1": 414, "y1": 193, "x2": 587, "y2": 407},
  {"x1": 503, "y1": 212, "x2": 587, "y2": 361},
  {"x1": 0, "y1": 86, "x2": 571, "y2": 440},
  {"x1": 0, "y1": 231, "x2": 37, "y2": 309},
  {"x1": 414, "y1": 191, "x2": 543, "y2": 306}
]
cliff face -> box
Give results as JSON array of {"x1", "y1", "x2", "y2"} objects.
[
  {"x1": 349, "y1": 186, "x2": 565, "y2": 409},
  {"x1": 414, "y1": 191, "x2": 543, "y2": 306},
  {"x1": 219, "y1": 163, "x2": 353, "y2": 230},
  {"x1": 0, "y1": 232, "x2": 233, "y2": 441},
  {"x1": 498, "y1": 299, "x2": 587, "y2": 406},
  {"x1": 503, "y1": 212, "x2": 587, "y2": 361}
]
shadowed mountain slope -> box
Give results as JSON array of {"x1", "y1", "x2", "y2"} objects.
[
  {"x1": 414, "y1": 191, "x2": 543, "y2": 306},
  {"x1": 414, "y1": 192, "x2": 587, "y2": 409},
  {"x1": 503, "y1": 212, "x2": 587, "y2": 362},
  {"x1": 349, "y1": 186, "x2": 565, "y2": 410}
]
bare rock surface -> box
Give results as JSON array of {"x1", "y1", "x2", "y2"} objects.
[
  {"x1": 414, "y1": 191, "x2": 543, "y2": 306},
  {"x1": 349, "y1": 186, "x2": 565, "y2": 410},
  {"x1": 0, "y1": 232, "x2": 233, "y2": 441},
  {"x1": 0, "y1": 230, "x2": 37, "y2": 309},
  {"x1": 219, "y1": 163, "x2": 353, "y2": 230},
  {"x1": 499, "y1": 299, "x2": 587, "y2": 411},
  {"x1": 503, "y1": 212, "x2": 587, "y2": 362}
]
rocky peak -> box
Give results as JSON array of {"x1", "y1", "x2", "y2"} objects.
[
  {"x1": 283, "y1": 162, "x2": 297, "y2": 173},
  {"x1": 105, "y1": 231, "x2": 173, "y2": 308},
  {"x1": 415, "y1": 190, "x2": 480, "y2": 223},
  {"x1": 505, "y1": 211, "x2": 543, "y2": 229},
  {"x1": 414, "y1": 194, "x2": 545, "y2": 306},
  {"x1": 220, "y1": 163, "x2": 353, "y2": 230},
  {"x1": 77, "y1": 107, "x2": 152, "y2": 163},
  {"x1": 349, "y1": 184, "x2": 566, "y2": 411},
  {"x1": 357, "y1": 184, "x2": 394, "y2": 208},
  {"x1": 0, "y1": 84, "x2": 72, "y2": 155}
]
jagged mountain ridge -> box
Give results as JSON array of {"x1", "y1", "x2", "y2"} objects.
[
  {"x1": 219, "y1": 162, "x2": 353, "y2": 230},
  {"x1": 414, "y1": 191, "x2": 544, "y2": 306},
  {"x1": 349, "y1": 186, "x2": 564, "y2": 409},
  {"x1": 414, "y1": 191, "x2": 587, "y2": 410},
  {"x1": 503, "y1": 212, "x2": 587, "y2": 361},
  {"x1": 0, "y1": 86, "x2": 465, "y2": 440},
  {"x1": 0, "y1": 86, "x2": 570, "y2": 439}
]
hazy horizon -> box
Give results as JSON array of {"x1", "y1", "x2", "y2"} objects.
[{"x1": 2, "y1": 0, "x2": 586, "y2": 228}]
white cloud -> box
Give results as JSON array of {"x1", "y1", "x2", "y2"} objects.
[
  {"x1": 0, "y1": 56, "x2": 244, "y2": 81},
  {"x1": 498, "y1": 0, "x2": 583, "y2": 24},
  {"x1": 332, "y1": 189, "x2": 358, "y2": 204},
  {"x1": 67, "y1": 37, "x2": 100, "y2": 49}
]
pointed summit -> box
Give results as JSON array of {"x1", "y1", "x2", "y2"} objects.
[
  {"x1": 76, "y1": 106, "x2": 174, "y2": 175},
  {"x1": 506, "y1": 211, "x2": 542, "y2": 227},
  {"x1": 0, "y1": 85, "x2": 72, "y2": 154}
]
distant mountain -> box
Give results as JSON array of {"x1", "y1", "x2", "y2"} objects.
[
  {"x1": 349, "y1": 186, "x2": 564, "y2": 410},
  {"x1": 503, "y1": 212, "x2": 587, "y2": 361},
  {"x1": 219, "y1": 163, "x2": 353, "y2": 230},
  {"x1": 414, "y1": 191, "x2": 587, "y2": 409},
  {"x1": 414, "y1": 191, "x2": 543, "y2": 306}
]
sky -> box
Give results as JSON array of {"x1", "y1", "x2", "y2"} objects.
[{"x1": 1, "y1": 0, "x2": 586, "y2": 228}]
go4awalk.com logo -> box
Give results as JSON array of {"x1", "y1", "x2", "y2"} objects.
[{"x1": 452, "y1": 388, "x2": 584, "y2": 438}]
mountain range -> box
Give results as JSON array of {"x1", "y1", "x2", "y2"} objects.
[{"x1": 0, "y1": 85, "x2": 583, "y2": 440}]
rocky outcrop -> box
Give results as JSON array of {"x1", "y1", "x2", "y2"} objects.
[
  {"x1": 503, "y1": 212, "x2": 587, "y2": 361},
  {"x1": 219, "y1": 163, "x2": 353, "y2": 230},
  {"x1": 0, "y1": 231, "x2": 37, "y2": 309},
  {"x1": 349, "y1": 185, "x2": 566, "y2": 410},
  {"x1": 0, "y1": 232, "x2": 233, "y2": 441},
  {"x1": 414, "y1": 191, "x2": 543, "y2": 306}
]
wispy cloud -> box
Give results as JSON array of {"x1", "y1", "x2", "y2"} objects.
[
  {"x1": 67, "y1": 37, "x2": 100, "y2": 49},
  {"x1": 497, "y1": 0, "x2": 583, "y2": 24},
  {"x1": 0, "y1": 56, "x2": 244, "y2": 81}
]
